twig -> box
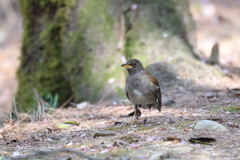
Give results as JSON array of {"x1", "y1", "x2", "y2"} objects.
[
  {"x1": 14, "y1": 109, "x2": 32, "y2": 127},
  {"x1": 59, "y1": 96, "x2": 73, "y2": 109},
  {"x1": 71, "y1": 129, "x2": 91, "y2": 133},
  {"x1": 94, "y1": 93, "x2": 107, "y2": 114},
  {"x1": 33, "y1": 88, "x2": 41, "y2": 101},
  {"x1": 186, "y1": 88, "x2": 225, "y2": 92},
  {"x1": 43, "y1": 112, "x2": 57, "y2": 125},
  {"x1": 10, "y1": 148, "x2": 103, "y2": 160},
  {"x1": 17, "y1": 95, "x2": 30, "y2": 111},
  {"x1": 38, "y1": 101, "x2": 41, "y2": 120},
  {"x1": 114, "y1": 140, "x2": 131, "y2": 146},
  {"x1": 12, "y1": 96, "x2": 18, "y2": 121},
  {"x1": 9, "y1": 111, "x2": 12, "y2": 123}
]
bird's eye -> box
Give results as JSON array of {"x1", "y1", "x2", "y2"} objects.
[{"x1": 133, "y1": 62, "x2": 137, "y2": 66}]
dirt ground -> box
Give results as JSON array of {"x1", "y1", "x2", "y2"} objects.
[
  {"x1": 1, "y1": 86, "x2": 240, "y2": 159},
  {"x1": 0, "y1": 0, "x2": 240, "y2": 159}
]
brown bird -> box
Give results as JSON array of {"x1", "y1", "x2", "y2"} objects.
[{"x1": 121, "y1": 59, "x2": 162, "y2": 122}]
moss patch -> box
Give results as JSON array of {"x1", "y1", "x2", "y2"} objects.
[
  {"x1": 17, "y1": 0, "x2": 200, "y2": 109},
  {"x1": 17, "y1": 0, "x2": 75, "y2": 110},
  {"x1": 212, "y1": 105, "x2": 240, "y2": 114}
]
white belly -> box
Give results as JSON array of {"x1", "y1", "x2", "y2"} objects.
[{"x1": 128, "y1": 89, "x2": 155, "y2": 105}]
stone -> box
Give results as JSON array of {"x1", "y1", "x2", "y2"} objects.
[
  {"x1": 207, "y1": 43, "x2": 219, "y2": 65},
  {"x1": 194, "y1": 120, "x2": 227, "y2": 132},
  {"x1": 76, "y1": 101, "x2": 88, "y2": 109},
  {"x1": 122, "y1": 117, "x2": 134, "y2": 124},
  {"x1": 171, "y1": 146, "x2": 194, "y2": 154},
  {"x1": 149, "y1": 152, "x2": 180, "y2": 160},
  {"x1": 148, "y1": 152, "x2": 165, "y2": 160},
  {"x1": 227, "y1": 122, "x2": 234, "y2": 126},
  {"x1": 122, "y1": 99, "x2": 132, "y2": 106}
]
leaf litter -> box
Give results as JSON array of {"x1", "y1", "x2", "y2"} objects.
[{"x1": 1, "y1": 84, "x2": 240, "y2": 159}]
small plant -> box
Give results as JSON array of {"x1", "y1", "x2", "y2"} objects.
[
  {"x1": 20, "y1": 92, "x2": 60, "y2": 121},
  {"x1": 212, "y1": 105, "x2": 239, "y2": 113},
  {"x1": 44, "y1": 92, "x2": 59, "y2": 109},
  {"x1": 0, "y1": 152, "x2": 6, "y2": 160},
  {"x1": 116, "y1": 86, "x2": 127, "y2": 98}
]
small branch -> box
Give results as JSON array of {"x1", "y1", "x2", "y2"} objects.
[
  {"x1": 9, "y1": 111, "x2": 12, "y2": 123},
  {"x1": 119, "y1": 2, "x2": 126, "y2": 43},
  {"x1": 10, "y1": 148, "x2": 103, "y2": 160},
  {"x1": 17, "y1": 95, "x2": 30, "y2": 111},
  {"x1": 33, "y1": 88, "x2": 41, "y2": 101},
  {"x1": 114, "y1": 140, "x2": 131, "y2": 146},
  {"x1": 12, "y1": 96, "x2": 18, "y2": 121},
  {"x1": 59, "y1": 96, "x2": 73, "y2": 109}
]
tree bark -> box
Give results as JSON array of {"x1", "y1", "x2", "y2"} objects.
[{"x1": 17, "y1": 0, "x2": 197, "y2": 110}]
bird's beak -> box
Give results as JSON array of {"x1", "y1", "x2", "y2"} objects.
[{"x1": 121, "y1": 64, "x2": 132, "y2": 68}]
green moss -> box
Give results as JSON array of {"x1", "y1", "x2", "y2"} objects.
[
  {"x1": 17, "y1": 0, "x2": 198, "y2": 108},
  {"x1": 123, "y1": 0, "x2": 194, "y2": 62},
  {"x1": 212, "y1": 105, "x2": 240, "y2": 114},
  {"x1": 17, "y1": 0, "x2": 75, "y2": 110},
  {"x1": 64, "y1": 0, "x2": 122, "y2": 102},
  {"x1": 107, "y1": 148, "x2": 128, "y2": 156}
]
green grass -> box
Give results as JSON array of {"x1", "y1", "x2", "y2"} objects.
[
  {"x1": 0, "y1": 152, "x2": 6, "y2": 160},
  {"x1": 212, "y1": 105, "x2": 239, "y2": 113}
]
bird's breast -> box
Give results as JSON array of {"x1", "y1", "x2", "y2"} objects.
[
  {"x1": 126, "y1": 72, "x2": 158, "y2": 105},
  {"x1": 133, "y1": 89, "x2": 143, "y2": 96}
]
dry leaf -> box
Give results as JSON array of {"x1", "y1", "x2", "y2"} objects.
[
  {"x1": 3, "y1": 120, "x2": 14, "y2": 129},
  {"x1": 233, "y1": 123, "x2": 239, "y2": 128},
  {"x1": 235, "y1": 106, "x2": 240, "y2": 110},
  {"x1": 166, "y1": 137, "x2": 181, "y2": 142},
  {"x1": 173, "y1": 139, "x2": 180, "y2": 144},
  {"x1": 188, "y1": 137, "x2": 216, "y2": 145}
]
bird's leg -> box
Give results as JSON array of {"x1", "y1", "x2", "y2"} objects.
[
  {"x1": 132, "y1": 110, "x2": 136, "y2": 125},
  {"x1": 143, "y1": 114, "x2": 147, "y2": 124},
  {"x1": 149, "y1": 108, "x2": 151, "y2": 124},
  {"x1": 132, "y1": 105, "x2": 138, "y2": 125}
]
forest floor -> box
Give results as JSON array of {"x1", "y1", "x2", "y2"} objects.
[
  {"x1": 1, "y1": 0, "x2": 240, "y2": 160},
  {"x1": 1, "y1": 84, "x2": 240, "y2": 160}
]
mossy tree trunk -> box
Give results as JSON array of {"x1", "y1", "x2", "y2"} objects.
[{"x1": 17, "y1": 0, "x2": 197, "y2": 110}]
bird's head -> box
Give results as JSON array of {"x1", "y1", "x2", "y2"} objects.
[{"x1": 121, "y1": 59, "x2": 144, "y2": 75}]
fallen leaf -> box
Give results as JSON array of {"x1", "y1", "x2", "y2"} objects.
[
  {"x1": 165, "y1": 137, "x2": 181, "y2": 142},
  {"x1": 147, "y1": 137, "x2": 154, "y2": 141},
  {"x1": 101, "y1": 149, "x2": 109, "y2": 154},
  {"x1": 114, "y1": 121, "x2": 124, "y2": 125},
  {"x1": 3, "y1": 120, "x2": 14, "y2": 129},
  {"x1": 173, "y1": 139, "x2": 180, "y2": 144},
  {"x1": 58, "y1": 121, "x2": 79, "y2": 129},
  {"x1": 93, "y1": 131, "x2": 115, "y2": 138},
  {"x1": 12, "y1": 151, "x2": 21, "y2": 157},
  {"x1": 233, "y1": 123, "x2": 239, "y2": 128},
  {"x1": 227, "y1": 88, "x2": 240, "y2": 96},
  {"x1": 66, "y1": 142, "x2": 73, "y2": 146},
  {"x1": 207, "y1": 117, "x2": 222, "y2": 121},
  {"x1": 235, "y1": 106, "x2": 240, "y2": 110},
  {"x1": 188, "y1": 137, "x2": 216, "y2": 145}
]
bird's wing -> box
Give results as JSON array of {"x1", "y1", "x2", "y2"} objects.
[
  {"x1": 145, "y1": 70, "x2": 162, "y2": 112},
  {"x1": 125, "y1": 77, "x2": 130, "y2": 101}
]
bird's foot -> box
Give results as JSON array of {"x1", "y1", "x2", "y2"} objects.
[{"x1": 120, "y1": 109, "x2": 141, "y2": 118}]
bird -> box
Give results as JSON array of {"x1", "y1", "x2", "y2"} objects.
[{"x1": 121, "y1": 59, "x2": 162, "y2": 123}]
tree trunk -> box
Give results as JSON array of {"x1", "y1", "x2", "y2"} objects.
[{"x1": 17, "y1": 0, "x2": 197, "y2": 110}]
